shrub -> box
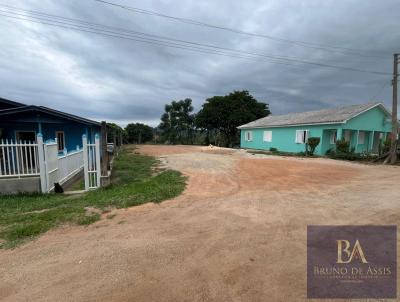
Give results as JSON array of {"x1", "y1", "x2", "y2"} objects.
[
  {"x1": 306, "y1": 137, "x2": 320, "y2": 155},
  {"x1": 382, "y1": 138, "x2": 391, "y2": 154},
  {"x1": 269, "y1": 147, "x2": 278, "y2": 152},
  {"x1": 328, "y1": 151, "x2": 361, "y2": 161},
  {"x1": 336, "y1": 138, "x2": 349, "y2": 153}
]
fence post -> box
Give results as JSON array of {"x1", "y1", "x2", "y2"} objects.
[
  {"x1": 82, "y1": 135, "x2": 89, "y2": 191},
  {"x1": 95, "y1": 134, "x2": 101, "y2": 187},
  {"x1": 101, "y1": 121, "x2": 108, "y2": 176},
  {"x1": 37, "y1": 134, "x2": 47, "y2": 193}
]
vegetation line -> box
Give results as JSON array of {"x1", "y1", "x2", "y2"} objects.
[{"x1": 0, "y1": 146, "x2": 186, "y2": 249}]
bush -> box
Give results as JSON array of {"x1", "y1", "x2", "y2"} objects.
[
  {"x1": 306, "y1": 137, "x2": 320, "y2": 155},
  {"x1": 382, "y1": 138, "x2": 391, "y2": 154},
  {"x1": 269, "y1": 147, "x2": 278, "y2": 152},
  {"x1": 336, "y1": 138, "x2": 350, "y2": 153},
  {"x1": 328, "y1": 151, "x2": 361, "y2": 161}
]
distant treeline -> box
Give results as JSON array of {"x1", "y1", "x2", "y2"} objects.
[{"x1": 108, "y1": 90, "x2": 270, "y2": 147}]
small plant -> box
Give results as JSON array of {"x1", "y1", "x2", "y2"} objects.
[
  {"x1": 306, "y1": 137, "x2": 320, "y2": 155},
  {"x1": 382, "y1": 138, "x2": 391, "y2": 154},
  {"x1": 336, "y1": 138, "x2": 350, "y2": 153},
  {"x1": 269, "y1": 147, "x2": 278, "y2": 152}
]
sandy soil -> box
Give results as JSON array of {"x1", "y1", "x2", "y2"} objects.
[{"x1": 1, "y1": 145, "x2": 400, "y2": 302}]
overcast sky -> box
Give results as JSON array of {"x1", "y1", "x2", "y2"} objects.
[{"x1": 0, "y1": 0, "x2": 398, "y2": 126}]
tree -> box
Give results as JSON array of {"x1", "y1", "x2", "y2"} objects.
[
  {"x1": 158, "y1": 98, "x2": 195, "y2": 144},
  {"x1": 125, "y1": 123, "x2": 154, "y2": 144},
  {"x1": 106, "y1": 123, "x2": 124, "y2": 144},
  {"x1": 195, "y1": 90, "x2": 270, "y2": 147},
  {"x1": 306, "y1": 137, "x2": 320, "y2": 155}
]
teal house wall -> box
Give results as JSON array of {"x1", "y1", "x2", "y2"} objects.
[{"x1": 239, "y1": 103, "x2": 392, "y2": 156}]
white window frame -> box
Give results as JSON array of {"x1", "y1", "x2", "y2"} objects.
[
  {"x1": 358, "y1": 131, "x2": 365, "y2": 145},
  {"x1": 330, "y1": 130, "x2": 337, "y2": 144},
  {"x1": 263, "y1": 130, "x2": 272, "y2": 142},
  {"x1": 295, "y1": 129, "x2": 309, "y2": 144},
  {"x1": 245, "y1": 130, "x2": 253, "y2": 142},
  {"x1": 56, "y1": 131, "x2": 66, "y2": 151}
]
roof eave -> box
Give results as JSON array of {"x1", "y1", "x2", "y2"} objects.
[
  {"x1": 238, "y1": 120, "x2": 345, "y2": 129},
  {"x1": 0, "y1": 105, "x2": 101, "y2": 126}
]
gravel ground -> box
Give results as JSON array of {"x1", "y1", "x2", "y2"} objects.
[{"x1": 1, "y1": 145, "x2": 399, "y2": 302}]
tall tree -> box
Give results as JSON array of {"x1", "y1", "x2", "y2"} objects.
[
  {"x1": 106, "y1": 123, "x2": 124, "y2": 144},
  {"x1": 158, "y1": 98, "x2": 195, "y2": 144},
  {"x1": 196, "y1": 90, "x2": 270, "y2": 147},
  {"x1": 125, "y1": 123, "x2": 154, "y2": 144}
]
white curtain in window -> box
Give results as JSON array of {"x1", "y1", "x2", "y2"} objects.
[
  {"x1": 330, "y1": 131, "x2": 337, "y2": 144},
  {"x1": 263, "y1": 131, "x2": 272, "y2": 142},
  {"x1": 295, "y1": 130, "x2": 309, "y2": 143}
]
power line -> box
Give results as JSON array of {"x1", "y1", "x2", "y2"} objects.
[
  {"x1": 0, "y1": 6, "x2": 392, "y2": 76},
  {"x1": 93, "y1": 0, "x2": 388, "y2": 59},
  {"x1": 0, "y1": 11, "x2": 305, "y2": 66},
  {"x1": 369, "y1": 80, "x2": 390, "y2": 101}
]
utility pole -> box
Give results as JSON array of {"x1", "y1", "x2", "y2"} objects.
[{"x1": 389, "y1": 53, "x2": 399, "y2": 164}]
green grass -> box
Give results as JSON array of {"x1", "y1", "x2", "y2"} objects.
[{"x1": 0, "y1": 147, "x2": 186, "y2": 248}]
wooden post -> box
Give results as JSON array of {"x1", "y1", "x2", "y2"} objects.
[
  {"x1": 82, "y1": 135, "x2": 89, "y2": 191},
  {"x1": 95, "y1": 134, "x2": 101, "y2": 187},
  {"x1": 100, "y1": 121, "x2": 108, "y2": 176},
  {"x1": 37, "y1": 134, "x2": 47, "y2": 193},
  {"x1": 389, "y1": 53, "x2": 399, "y2": 164},
  {"x1": 119, "y1": 131, "x2": 123, "y2": 146}
]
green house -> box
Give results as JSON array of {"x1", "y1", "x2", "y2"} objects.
[{"x1": 238, "y1": 103, "x2": 392, "y2": 155}]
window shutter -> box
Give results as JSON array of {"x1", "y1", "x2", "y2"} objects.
[
  {"x1": 245, "y1": 131, "x2": 253, "y2": 141},
  {"x1": 295, "y1": 130, "x2": 302, "y2": 143}
]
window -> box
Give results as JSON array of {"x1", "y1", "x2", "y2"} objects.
[
  {"x1": 330, "y1": 131, "x2": 337, "y2": 144},
  {"x1": 56, "y1": 131, "x2": 65, "y2": 151},
  {"x1": 263, "y1": 130, "x2": 272, "y2": 142},
  {"x1": 358, "y1": 131, "x2": 365, "y2": 144},
  {"x1": 15, "y1": 131, "x2": 36, "y2": 142},
  {"x1": 295, "y1": 130, "x2": 309, "y2": 144},
  {"x1": 245, "y1": 131, "x2": 253, "y2": 141}
]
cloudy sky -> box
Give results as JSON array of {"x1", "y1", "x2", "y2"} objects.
[{"x1": 0, "y1": 0, "x2": 398, "y2": 126}]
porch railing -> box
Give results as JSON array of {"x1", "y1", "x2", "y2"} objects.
[
  {"x1": 58, "y1": 149, "x2": 84, "y2": 185},
  {"x1": 0, "y1": 139, "x2": 39, "y2": 178},
  {"x1": 0, "y1": 134, "x2": 100, "y2": 193}
]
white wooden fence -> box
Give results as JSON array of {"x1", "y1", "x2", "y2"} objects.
[
  {"x1": 0, "y1": 134, "x2": 100, "y2": 192},
  {"x1": 0, "y1": 139, "x2": 39, "y2": 178}
]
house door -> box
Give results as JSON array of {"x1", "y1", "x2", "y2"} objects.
[{"x1": 15, "y1": 131, "x2": 36, "y2": 142}]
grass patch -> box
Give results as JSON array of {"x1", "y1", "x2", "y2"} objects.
[{"x1": 0, "y1": 146, "x2": 186, "y2": 248}]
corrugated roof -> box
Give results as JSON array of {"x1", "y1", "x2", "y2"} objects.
[{"x1": 238, "y1": 103, "x2": 389, "y2": 129}]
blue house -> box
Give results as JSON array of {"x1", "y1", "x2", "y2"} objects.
[
  {"x1": 0, "y1": 97, "x2": 100, "y2": 152},
  {"x1": 0, "y1": 97, "x2": 103, "y2": 194}
]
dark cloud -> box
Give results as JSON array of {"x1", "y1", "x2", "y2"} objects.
[{"x1": 0, "y1": 0, "x2": 398, "y2": 126}]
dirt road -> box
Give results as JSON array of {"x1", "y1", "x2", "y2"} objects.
[{"x1": 1, "y1": 145, "x2": 399, "y2": 301}]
